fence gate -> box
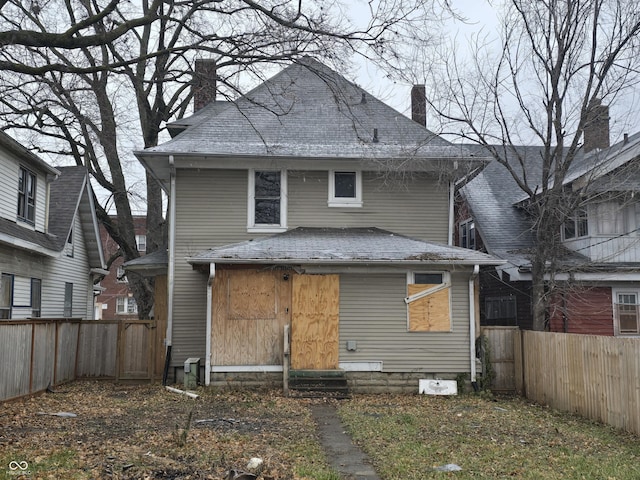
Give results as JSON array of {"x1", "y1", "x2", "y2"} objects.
[
  {"x1": 481, "y1": 326, "x2": 519, "y2": 393},
  {"x1": 117, "y1": 320, "x2": 157, "y2": 381}
]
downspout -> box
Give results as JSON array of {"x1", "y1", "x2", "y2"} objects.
[
  {"x1": 163, "y1": 155, "x2": 177, "y2": 385},
  {"x1": 205, "y1": 262, "x2": 215, "y2": 386},
  {"x1": 448, "y1": 180, "x2": 454, "y2": 245},
  {"x1": 469, "y1": 265, "x2": 480, "y2": 388}
]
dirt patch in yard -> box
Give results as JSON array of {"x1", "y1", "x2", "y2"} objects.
[{"x1": 0, "y1": 382, "x2": 329, "y2": 480}]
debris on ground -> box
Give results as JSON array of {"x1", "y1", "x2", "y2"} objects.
[{"x1": 433, "y1": 463, "x2": 462, "y2": 472}]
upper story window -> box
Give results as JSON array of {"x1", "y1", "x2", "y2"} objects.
[
  {"x1": 328, "y1": 171, "x2": 362, "y2": 207},
  {"x1": 459, "y1": 219, "x2": 476, "y2": 250},
  {"x1": 563, "y1": 209, "x2": 588, "y2": 240},
  {"x1": 614, "y1": 290, "x2": 640, "y2": 336},
  {"x1": 485, "y1": 296, "x2": 516, "y2": 320},
  {"x1": 116, "y1": 265, "x2": 128, "y2": 283},
  {"x1": 248, "y1": 169, "x2": 287, "y2": 233},
  {"x1": 65, "y1": 226, "x2": 74, "y2": 257},
  {"x1": 64, "y1": 282, "x2": 73, "y2": 317},
  {"x1": 17, "y1": 166, "x2": 36, "y2": 224},
  {"x1": 136, "y1": 234, "x2": 147, "y2": 252}
]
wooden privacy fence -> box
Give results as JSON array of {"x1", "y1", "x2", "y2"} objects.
[
  {"x1": 483, "y1": 327, "x2": 640, "y2": 436},
  {"x1": 519, "y1": 330, "x2": 640, "y2": 436},
  {"x1": 0, "y1": 319, "x2": 162, "y2": 402}
]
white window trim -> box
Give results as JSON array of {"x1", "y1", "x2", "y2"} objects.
[
  {"x1": 247, "y1": 169, "x2": 288, "y2": 233},
  {"x1": 136, "y1": 234, "x2": 147, "y2": 252},
  {"x1": 116, "y1": 296, "x2": 138, "y2": 315},
  {"x1": 328, "y1": 170, "x2": 363, "y2": 208},
  {"x1": 612, "y1": 288, "x2": 640, "y2": 336}
]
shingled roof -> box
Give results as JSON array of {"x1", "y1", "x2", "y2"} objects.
[
  {"x1": 187, "y1": 227, "x2": 502, "y2": 266},
  {"x1": 138, "y1": 57, "x2": 487, "y2": 184},
  {"x1": 460, "y1": 133, "x2": 640, "y2": 268}
]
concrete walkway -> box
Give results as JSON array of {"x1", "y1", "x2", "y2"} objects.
[{"x1": 310, "y1": 403, "x2": 381, "y2": 480}]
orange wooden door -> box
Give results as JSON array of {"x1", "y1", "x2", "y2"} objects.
[{"x1": 290, "y1": 274, "x2": 339, "y2": 370}]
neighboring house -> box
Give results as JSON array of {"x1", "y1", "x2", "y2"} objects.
[
  {"x1": 0, "y1": 131, "x2": 107, "y2": 320},
  {"x1": 458, "y1": 108, "x2": 640, "y2": 337},
  {"x1": 133, "y1": 57, "x2": 502, "y2": 391},
  {"x1": 95, "y1": 216, "x2": 147, "y2": 319}
]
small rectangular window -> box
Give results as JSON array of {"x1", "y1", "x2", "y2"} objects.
[
  {"x1": 459, "y1": 219, "x2": 476, "y2": 250},
  {"x1": 116, "y1": 265, "x2": 128, "y2": 283},
  {"x1": 64, "y1": 282, "x2": 73, "y2": 317},
  {"x1": 31, "y1": 278, "x2": 41, "y2": 318},
  {"x1": 485, "y1": 296, "x2": 517, "y2": 320},
  {"x1": 563, "y1": 209, "x2": 588, "y2": 240},
  {"x1": 136, "y1": 234, "x2": 147, "y2": 252},
  {"x1": 66, "y1": 226, "x2": 74, "y2": 257},
  {"x1": 0, "y1": 273, "x2": 13, "y2": 319},
  {"x1": 116, "y1": 296, "x2": 138, "y2": 315},
  {"x1": 328, "y1": 171, "x2": 362, "y2": 207},
  {"x1": 17, "y1": 167, "x2": 37, "y2": 223},
  {"x1": 615, "y1": 292, "x2": 639, "y2": 335}
]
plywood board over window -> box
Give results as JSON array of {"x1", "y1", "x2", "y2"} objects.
[{"x1": 406, "y1": 283, "x2": 451, "y2": 332}]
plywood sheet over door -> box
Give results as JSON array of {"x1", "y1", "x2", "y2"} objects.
[
  {"x1": 211, "y1": 269, "x2": 291, "y2": 366},
  {"x1": 291, "y1": 274, "x2": 339, "y2": 370}
]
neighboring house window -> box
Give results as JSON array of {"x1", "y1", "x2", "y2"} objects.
[
  {"x1": 563, "y1": 209, "x2": 588, "y2": 240},
  {"x1": 459, "y1": 219, "x2": 476, "y2": 249},
  {"x1": 328, "y1": 171, "x2": 363, "y2": 207},
  {"x1": 247, "y1": 169, "x2": 287, "y2": 232},
  {"x1": 485, "y1": 296, "x2": 517, "y2": 320},
  {"x1": 116, "y1": 296, "x2": 138, "y2": 315},
  {"x1": 116, "y1": 266, "x2": 128, "y2": 283},
  {"x1": 0, "y1": 273, "x2": 13, "y2": 319},
  {"x1": 17, "y1": 166, "x2": 36, "y2": 223},
  {"x1": 31, "y1": 278, "x2": 41, "y2": 318},
  {"x1": 405, "y1": 272, "x2": 451, "y2": 332},
  {"x1": 66, "y1": 226, "x2": 74, "y2": 257},
  {"x1": 614, "y1": 291, "x2": 640, "y2": 335},
  {"x1": 136, "y1": 234, "x2": 147, "y2": 252},
  {"x1": 64, "y1": 282, "x2": 73, "y2": 317}
]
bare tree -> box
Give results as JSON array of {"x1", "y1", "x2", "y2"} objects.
[
  {"x1": 426, "y1": 0, "x2": 640, "y2": 330},
  {"x1": 0, "y1": 0, "x2": 452, "y2": 318}
]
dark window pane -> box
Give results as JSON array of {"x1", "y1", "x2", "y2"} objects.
[
  {"x1": 255, "y1": 199, "x2": 280, "y2": 224},
  {"x1": 335, "y1": 172, "x2": 356, "y2": 198},
  {"x1": 255, "y1": 171, "x2": 280, "y2": 197},
  {"x1": 64, "y1": 282, "x2": 73, "y2": 317},
  {"x1": 31, "y1": 278, "x2": 41, "y2": 318},
  {"x1": 414, "y1": 273, "x2": 443, "y2": 285}
]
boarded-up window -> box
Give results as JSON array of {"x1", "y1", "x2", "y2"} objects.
[
  {"x1": 228, "y1": 271, "x2": 277, "y2": 320},
  {"x1": 406, "y1": 273, "x2": 451, "y2": 332}
]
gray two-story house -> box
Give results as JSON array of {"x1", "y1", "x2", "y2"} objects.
[
  {"x1": 135, "y1": 57, "x2": 501, "y2": 392},
  {"x1": 0, "y1": 131, "x2": 106, "y2": 320}
]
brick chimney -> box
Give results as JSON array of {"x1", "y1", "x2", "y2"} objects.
[
  {"x1": 193, "y1": 59, "x2": 217, "y2": 112},
  {"x1": 411, "y1": 84, "x2": 426, "y2": 127},
  {"x1": 584, "y1": 98, "x2": 610, "y2": 153}
]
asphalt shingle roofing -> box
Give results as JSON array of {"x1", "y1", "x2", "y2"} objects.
[
  {"x1": 142, "y1": 57, "x2": 474, "y2": 161},
  {"x1": 188, "y1": 227, "x2": 502, "y2": 265}
]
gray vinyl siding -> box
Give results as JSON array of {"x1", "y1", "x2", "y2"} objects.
[
  {"x1": 170, "y1": 168, "x2": 453, "y2": 365},
  {"x1": 41, "y1": 215, "x2": 93, "y2": 319},
  {"x1": 288, "y1": 171, "x2": 449, "y2": 242},
  {"x1": 339, "y1": 271, "x2": 471, "y2": 373}
]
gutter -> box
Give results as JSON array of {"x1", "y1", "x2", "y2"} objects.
[
  {"x1": 469, "y1": 265, "x2": 480, "y2": 386},
  {"x1": 163, "y1": 155, "x2": 177, "y2": 385},
  {"x1": 205, "y1": 263, "x2": 215, "y2": 386},
  {"x1": 448, "y1": 180, "x2": 454, "y2": 246}
]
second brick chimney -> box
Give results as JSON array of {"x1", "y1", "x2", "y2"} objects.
[
  {"x1": 584, "y1": 98, "x2": 610, "y2": 153},
  {"x1": 193, "y1": 59, "x2": 217, "y2": 112},
  {"x1": 411, "y1": 84, "x2": 427, "y2": 127}
]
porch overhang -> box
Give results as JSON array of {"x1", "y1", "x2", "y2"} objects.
[{"x1": 187, "y1": 227, "x2": 504, "y2": 268}]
